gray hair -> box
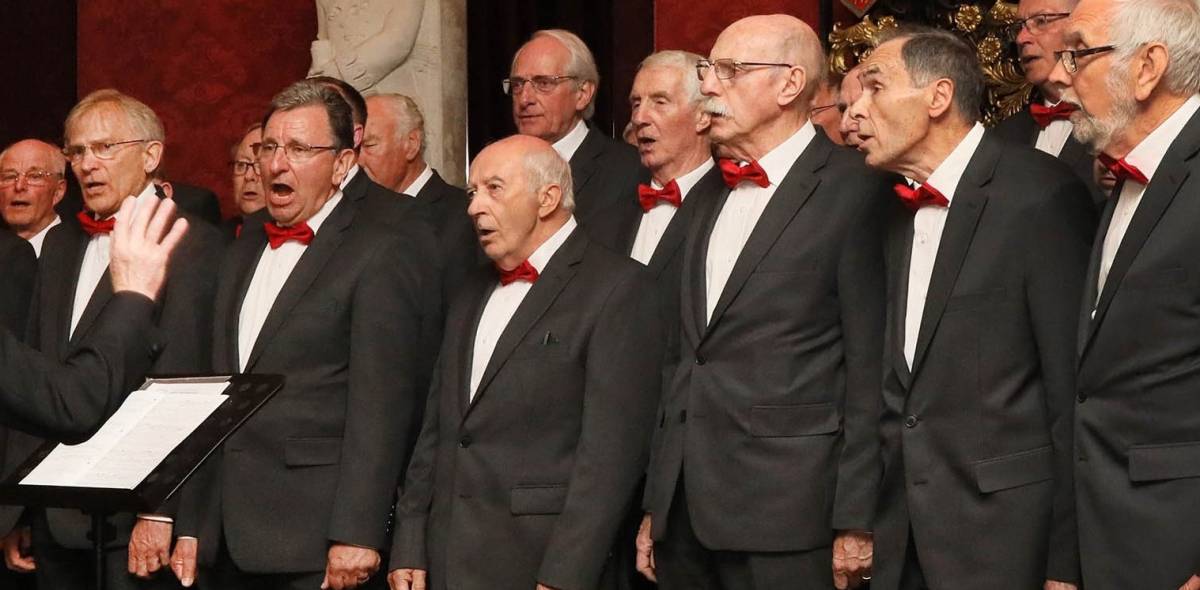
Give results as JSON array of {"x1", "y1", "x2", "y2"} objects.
[
  {"x1": 524, "y1": 146, "x2": 575, "y2": 212},
  {"x1": 265, "y1": 79, "x2": 355, "y2": 150},
  {"x1": 373, "y1": 93, "x2": 427, "y2": 155},
  {"x1": 638, "y1": 50, "x2": 706, "y2": 104},
  {"x1": 1110, "y1": 0, "x2": 1200, "y2": 95},
  {"x1": 880, "y1": 26, "x2": 984, "y2": 123},
  {"x1": 0, "y1": 140, "x2": 67, "y2": 175},
  {"x1": 515, "y1": 29, "x2": 601, "y2": 119},
  {"x1": 65, "y1": 89, "x2": 165, "y2": 143}
]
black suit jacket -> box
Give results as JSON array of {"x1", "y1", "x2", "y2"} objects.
[
  {"x1": 391, "y1": 229, "x2": 663, "y2": 590},
  {"x1": 994, "y1": 109, "x2": 1107, "y2": 208},
  {"x1": 170, "y1": 182, "x2": 223, "y2": 226},
  {"x1": 643, "y1": 132, "x2": 891, "y2": 551},
  {"x1": 411, "y1": 169, "x2": 483, "y2": 302},
  {"x1": 871, "y1": 133, "x2": 1095, "y2": 590},
  {"x1": 0, "y1": 230, "x2": 36, "y2": 535},
  {"x1": 176, "y1": 183, "x2": 436, "y2": 574},
  {"x1": 569, "y1": 126, "x2": 647, "y2": 227},
  {"x1": 2, "y1": 204, "x2": 222, "y2": 549},
  {"x1": 1073, "y1": 108, "x2": 1200, "y2": 590}
]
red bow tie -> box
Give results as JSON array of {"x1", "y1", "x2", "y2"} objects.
[
  {"x1": 894, "y1": 183, "x2": 949, "y2": 211},
  {"x1": 637, "y1": 180, "x2": 682, "y2": 212},
  {"x1": 76, "y1": 211, "x2": 116, "y2": 237},
  {"x1": 1097, "y1": 153, "x2": 1149, "y2": 186},
  {"x1": 1030, "y1": 102, "x2": 1078, "y2": 129},
  {"x1": 718, "y1": 158, "x2": 770, "y2": 189},
  {"x1": 498, "y1": 260, "x2": 539, "y2": 286},
  {"x1": 263, "y1": 221, "x2": 315, "y2": 249}
]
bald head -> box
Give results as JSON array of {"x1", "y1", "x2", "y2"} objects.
[{"x1": 719, "y1": 15, "x2": 825, "y2": 104}]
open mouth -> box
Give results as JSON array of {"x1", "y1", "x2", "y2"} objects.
[
  {"x1": 6, "y1": 199, "x2": 31, "y2": 209},
  {"x1": 636, "y1": 136, "x2": 657, "y2": 150}
]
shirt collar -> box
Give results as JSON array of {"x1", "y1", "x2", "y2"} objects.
[
  {"x1": 339, "y1": 165, "x2": 361, "y2": 191},
  {"x1": 749, "y1": 121, "x2": 817, "y2": 189},
  {"x1": 402, "y1": 164, "x2": 434, "y2": 197},
  {"x1": 28, "y1": 215, "x2": 61, "y2": 255},
  {"x1": 526, "y1": 216, "x2": 577, "y2": 273},
  {"x1": 552, "y1": 120, "x2": 589, "y2": 162},
  {"x1": 652, "y1": 158, "x2": 715, "y2": 202},
  {"x1": 303, "y1": 190, "x2": 344, "y2": 234},
  {"x1": 1124, "y1": 94, "x2": 1200, "y2": 183},
  {"x1": 921, "y1": 122, "x2": 986, "y2": 206}
]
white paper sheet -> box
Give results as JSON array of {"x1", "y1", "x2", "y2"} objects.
[{"x1": 20, "y1": 383, "x2": 229, "y2": 489}]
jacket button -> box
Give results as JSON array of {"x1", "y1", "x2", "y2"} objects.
[
  {"x1": 459, "y1": 435, "x2": 472, "y2": 448},
  {"x1": 695, "y1": 356, "x2": 706, "y2": 365},
  {"x1": 904, "y1": 415, "x2": 919, "y2": 428}
]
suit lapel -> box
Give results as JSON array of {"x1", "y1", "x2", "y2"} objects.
[
  {"x1": 244, "y1": 195, "x2": 357, "y2": 370},
  {"x1": 222, "y1": 220, "x2": 269, "y2": 371},
  {"x1": 645, "y1": 167, "x2": 721, "y2": 276},
  {"x1": 415, "y1": 170, "x2": 448, "y2": 204},
  {"x1": 570, "y1": 127, "x2": 604, "y2": 198},
  {"x1": 908, "y1": 134, "x2": 997, "y2": 376},
  {"x1": 466, "y1": 230, "x2": 586, "y2": 413},
  {"x1": 886, "y1": 206, "x2": 915, "y2": 389},
  {"x1": 457, "y1": 271, "x2": 494, "y2": 415},
  {"x1": 45, "y1": 227, "x2": 88, "y2": 357},
  {"x1": 69, "y1": 270, "x2": 115, "y2": 348},
  {"x1": 686, "y1": 185, "x2": 728, "y2": 346},
  {"x1": 701, "y1": 136, "x2": 829, "y2": 342},
  {"x1": 1077, "y1": 198, "x2": 1114, "y2": 361}
]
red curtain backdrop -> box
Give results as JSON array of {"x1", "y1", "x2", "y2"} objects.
[
  {"x1": 77, "y1": 1, "x2": 315, "y2": 218},
  {"x1": 654, "y1": 0, "x2": 856, "y2": 53}
]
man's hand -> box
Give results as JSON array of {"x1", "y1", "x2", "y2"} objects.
[
  {"x1": 1179, "y1": 574, "x2": 1200, "y2": 590},
  {"x1": 110, "y1": 195, "x2": 188, "y2": 300},
  {"x1": 321, "y1": 543, "x2": 380, "y2": 590},
  {"x1": 1045, "y1": 580, "x2": 1078, "y2": 590},
  {"x1": 170, "y1": 537, "x2": 198, "y2": 587},
  {"x1": 1, "y1": 526, "x2": 35, "y2": 573},
  {"x1": 832, "y1": 529, "x2": 873, "y2": 590},
  {"x1": 389, "y1": 567, "x2": 427, "y2": 590},
  {"x1": 536, "y1": 584, "x2": 561, "y2": 590},
  {"x1": 128, "y1": 518, "x2": 171, "y2": 578},
  {"x1": 636, "y1": 512, "x2": 656, "y2": 582}
]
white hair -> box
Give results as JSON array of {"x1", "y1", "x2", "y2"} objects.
[
  {"x1": 514, "y1": 29, "x2": 601, "y2": 119},
  {"x1": 1110, "y1": 0, "x2": 1200, "y2": 95},
  {"x1": 524, "y1": 146, "x2": 575, "y2": 212},
  {"x1": 0, "y1": 140, "x2": 66, "y2": 175},
  {"x1": 373, "y1": 93, "x2": 427, "y2": 155},
  {"x1": 638, "y1": 50, "x2": 706, "y2": 104}
]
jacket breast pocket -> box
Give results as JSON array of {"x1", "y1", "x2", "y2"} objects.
[
  {"x1": 944, "y1": 288, "x2": 1009, "y2": 314},
  {"x1": 1128, "y1": 441, "x2": 1200, "y2": 482},
  {"x1": 510, "y1": 484, "x2": 568, "y2": 515},
  {"x1": 973, "y1": 445, "x2": 1054, "y2": 493},
  {"x1": 1124, "y1": 267, "x2": 1187, "y2": 291},
  {"x1": 749, "y1": 403, "x2": 840, "y2": 438},
  {"x1": 284, "y1": 437, "x2": 343, "y2": 467}
]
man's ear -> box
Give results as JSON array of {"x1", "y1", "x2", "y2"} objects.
[
  {"x1": 142, "y1": 141, "x2": 164, "y2": 175},
  {"x1": 1133, "y1": 42, "x2": 1171, "y2": 102},
  {"x1": 405, "y1": 129, "x2": 423, "y2": 162},
  {"x1": 574, "y1": 80, "x2": 597, "y2": 113},
  {"x1": 926, "y1": 78, "x2": 956, "y2": 120},
  {"x1": 331, "y1": 148, "x2": 356, "y2": 186},
  {"x1": 538, "y1": 183, "x2": 563, "y2": 218},
  {"x1": 777, "y1": 66, "x2": 807, "y2": 109}
]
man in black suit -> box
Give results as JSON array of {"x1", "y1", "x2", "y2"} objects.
[
  {"x1": 847, "y1": 27, "x2": 1094, "y2": 590},
  {"x1": 507, "y1": 29, "x2": 646, "y2": 226},
  {"x1": 639, "y1": 15, "x2": 890, "y2": 589},
  {"x1": 0, "y1": 89, "x2": 223, "y2": 590},
  {"x1": 993, "y1": 0, "x2": 1107, "y2": 206},
  {"x1": 0, "y1": 139, "x2": 68, "y2": 258},
  {"x1": 361, "y1": 92, "x2": 479, "y2": 299},
  {"x1": 168, "y1": 79, "x2": 434, "y2": 590},
  {"x1": 386, "y1": 135, "x2": 662, "y2": 590},
  {"x1": 1043, "y1": 1, "x2": 1200, "y2": 588}
]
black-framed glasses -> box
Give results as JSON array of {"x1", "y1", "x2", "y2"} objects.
[
  {"x1": 257, "y1": 142, "x2": 339, "y2": 164},
  {"x1": 62, "y1": 139, "x2": 149, "y2": 162},
  {"x1": 230, "y1": 160, "x2": 260, "y2": 175},
  {"x1": 502, "y1": 75, "x2": 577, "y2": 95},
  {"x1": 1007, "y1": 12, "x2": 1071, "y2": 39},
  {"x1": 1055, "y1": 45, "x2": 1116, "y2": 74},
  {"x1": 810, "y1": 103, "x2": 838, "y2": 117},
  {"x1": 0, "y1": 169, "x2": 62, "y2": 186},
  {"x1": 696, "y1": 58, "x2": 794, "y2": 81}
]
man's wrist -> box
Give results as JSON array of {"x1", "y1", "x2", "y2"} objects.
[{"x1": 136, "y1": 513, "x2": 174, "y2": 524}]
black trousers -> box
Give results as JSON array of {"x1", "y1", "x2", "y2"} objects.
[
  {"x1": 654, "y1": 482, "x2": 834, "y2": 590},
  {"x1": 31, "y1": 512, "x2": 179, "y2": 590},
  {"x1": 899, "y1": 528, "x2": 929, "y2": 590},
  {"x1": 200, "y1": 534, "x2": 385, "y2": 590}
]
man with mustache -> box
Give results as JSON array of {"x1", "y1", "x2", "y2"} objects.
[
  {"x1": 639, "y1": 14, "x2": 892, "y2": 589},
  {"x1": 995, "y1": 0, "x2": 1107, "y2": 206},
  {"x1": 847, "y1": 26, "x2": 1094, "y2": 590},
  {"x1": 507, "y1": 29, "x2": 646, "y2": 227},
  {"x1": 1044, "y1": 0, "x2": 1200, "y2": 588}
]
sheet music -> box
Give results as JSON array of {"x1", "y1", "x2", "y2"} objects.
[{"x1": 20, "y1": 382, "x2": 228, "y2": 489}]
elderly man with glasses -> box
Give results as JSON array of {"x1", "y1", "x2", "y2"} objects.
[
  {"x1": 506, "y1": 29, "x2": 646, "y2": 227},
  {"x1": 0, "y1": 140, "x2": 67, "y2": 257}
]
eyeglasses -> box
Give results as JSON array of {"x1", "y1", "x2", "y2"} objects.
[
  {"x1": 502, "y1": 75, "x2": 578, "y2": 95},
  {"x1": 257, "y1": 141, "x2": 339, "y2": 164},
  {"x1": 1007, "y1": 12, "x2": 1071, "y2": 39},
  {"x1": 810, "y1": 103, "x2": 838, "y2": 117},
  {"x1": 1054, "y1": 45, "x2": 1116, "y2": 74},
  {"x1": 696, "y1": 58, "x2": 794, "y2": 81},
  {"x1": 230, "y1": 160, "x2": 260, "y2": 175},
  {"x1": 0, "y1": 169, "x2": 62, "y2": 186},
  {"x1": 62, "y1": 139, "x2": 149, "y2": 162}
]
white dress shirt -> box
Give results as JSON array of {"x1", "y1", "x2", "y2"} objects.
[
  {"x1": 552, "y1": 120, "x2": 589, "y2": 162},
  {"x1": 630, "y1": 159, "x2": 714, "y2": 265},
  {"x1": 903, "y1": 122, "x2": 986, "y2": 368},
  {"x1": 70, "y1": 184, "x2": 158, "y2": 338},
  {"x1": 705, "y1": 123, "x2": 816, "y2": 323},
  {"x1": 27, "y1": 215, "x2": 61, "y2": 258},
  {"x1": 1096, "y1": 94, "x2": 1200, "y2": 308},
  {"x1": 469, "y1": 216, "x2": 577, "y2": 399},
  {"x1": 1034, "y1": 99, "x2": 1075, "y2": 157},
  {"x1": 238, "y1": 191, "x2": 344, "y2": 371},
  {"x1": 400, "y1": 164, "x2": 433, "y2": 197}
]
